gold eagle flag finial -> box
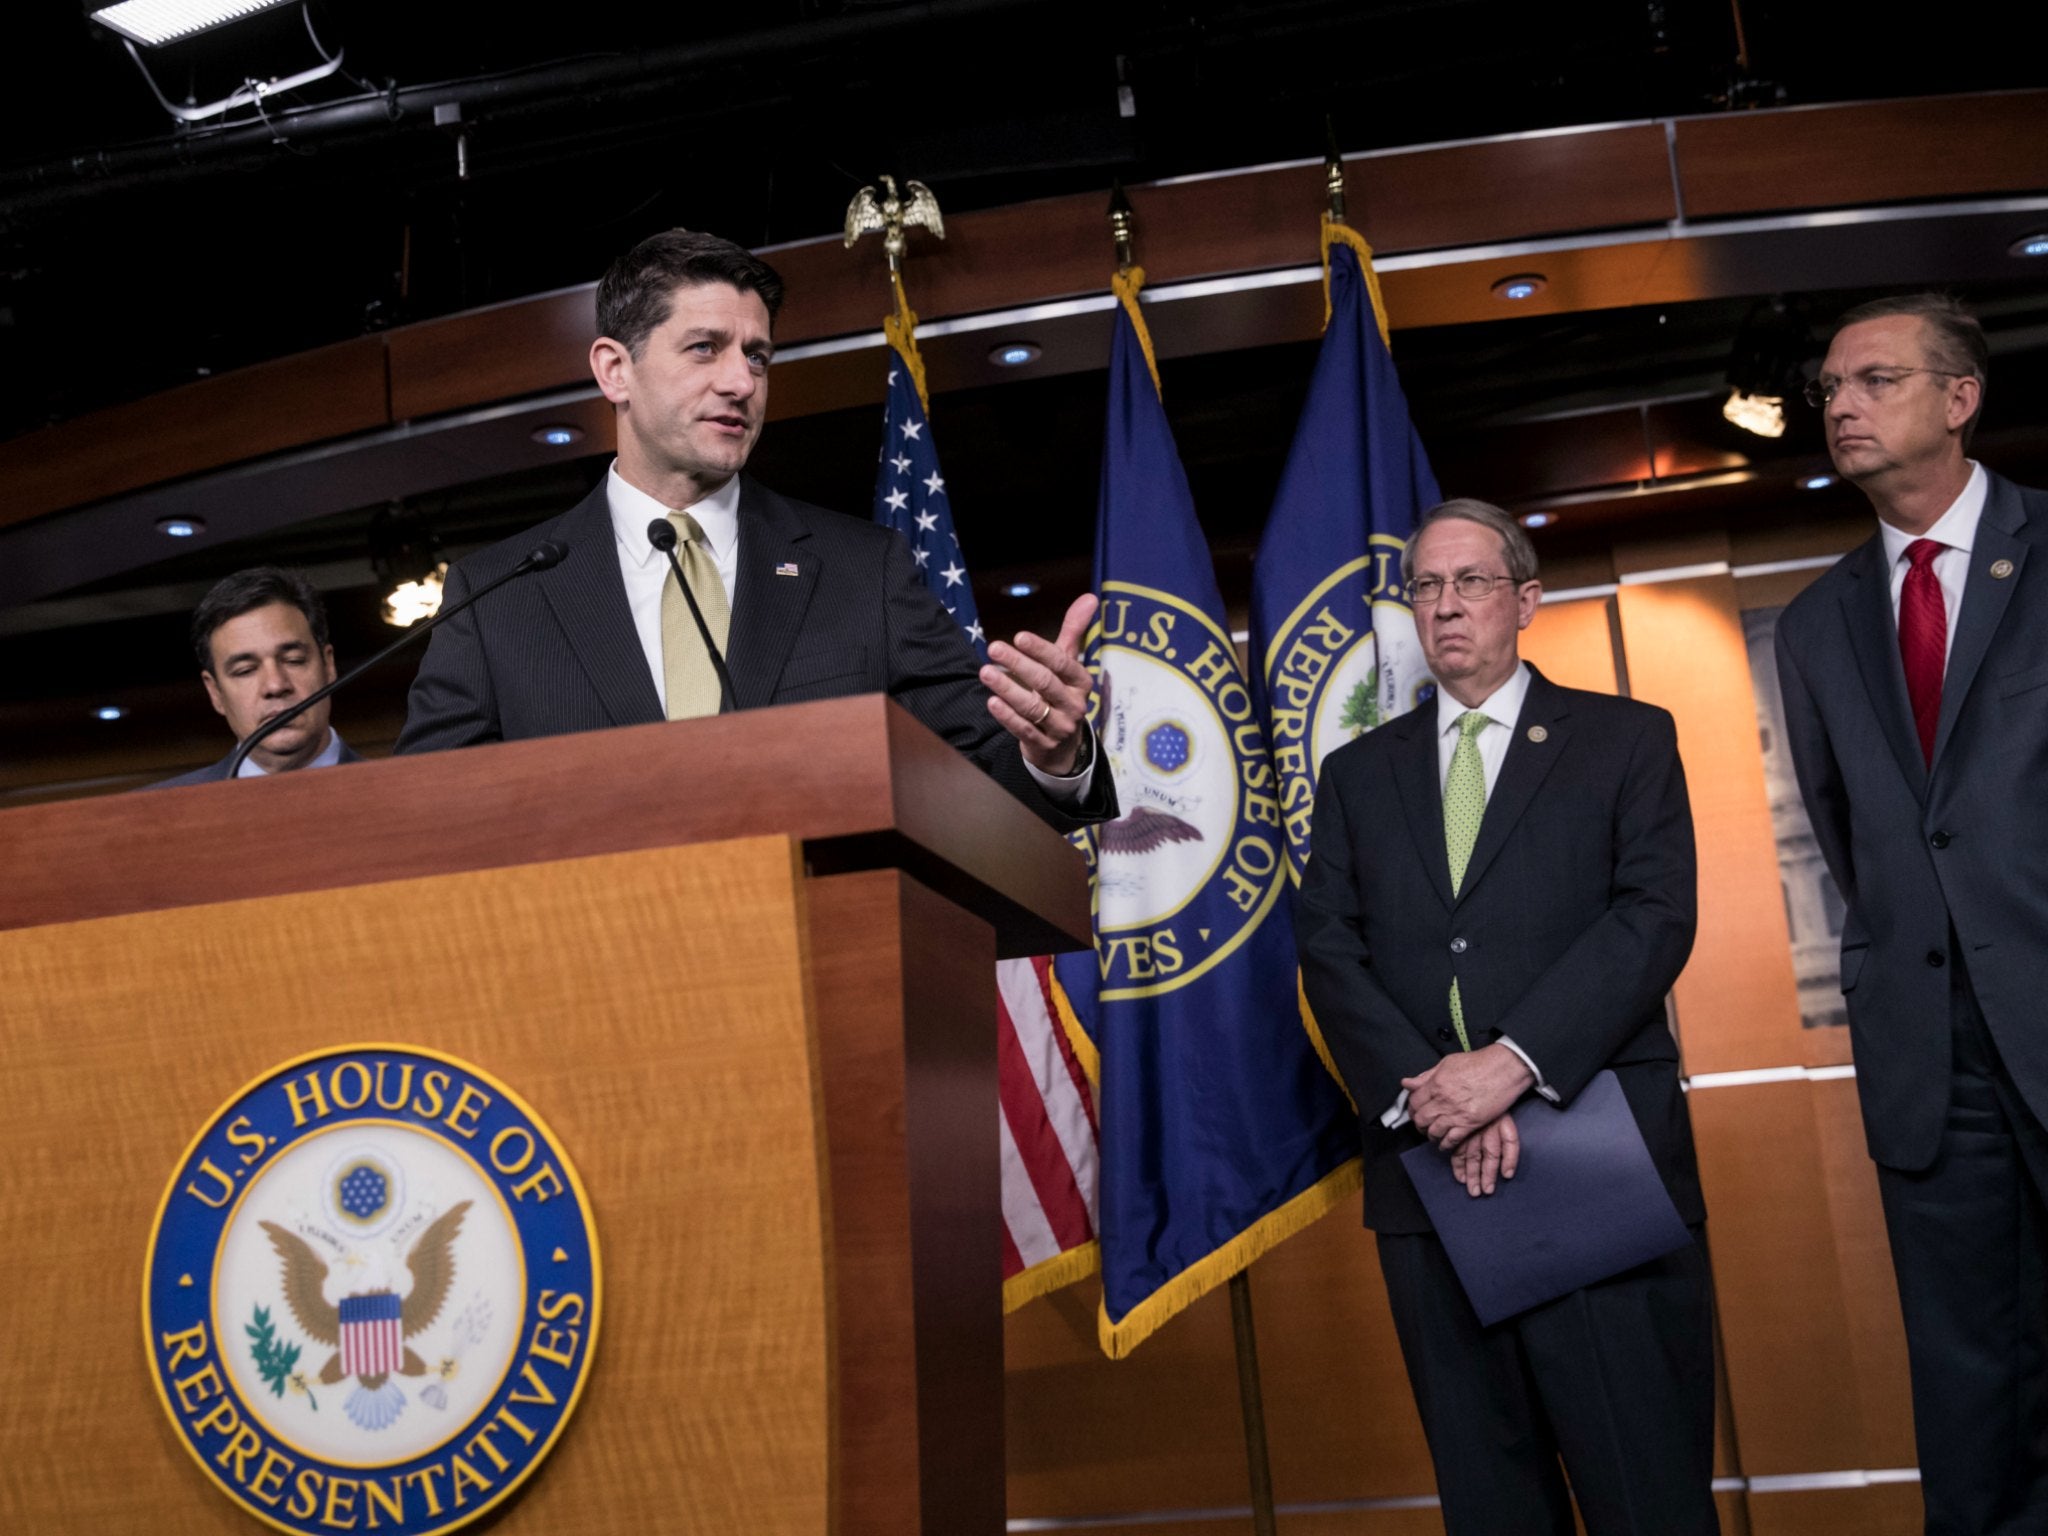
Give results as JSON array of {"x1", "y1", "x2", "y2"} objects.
[{"x1": 843, "y1": 173, "x2": 945, "y2": 273}]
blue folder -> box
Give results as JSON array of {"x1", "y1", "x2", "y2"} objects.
[{"x1": 1399, "y1": 1069, "x2": 1693, "y2": 1326}]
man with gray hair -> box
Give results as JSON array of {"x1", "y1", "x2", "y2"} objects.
[
  {"x1": 1777, "y1": 292, "x2": 2048, "y2": 1531},
  {"x1": 1297, "y1": 498, "x2": 1713, "y2": 1534}
]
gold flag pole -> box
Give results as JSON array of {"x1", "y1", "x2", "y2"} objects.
[{"x1": 1105, "y1": 175, "x2": 1281, "y2": 1536}]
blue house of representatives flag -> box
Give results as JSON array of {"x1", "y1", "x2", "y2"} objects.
[
  {"x1": 1050, "y1": 268, "x2": 1361, "y2": 1358},
  {"x1": 1248, "y1": 219, "x2": 1442, "y2": 888}
]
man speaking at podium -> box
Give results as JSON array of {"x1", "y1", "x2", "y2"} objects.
[{"x1": 396, "y1": 229, "x2": 1113, "y2": 831}]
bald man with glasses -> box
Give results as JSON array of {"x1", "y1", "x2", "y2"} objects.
[{"x1": 1777, "y1": 293, "x2": 2048, "y2": 1533}]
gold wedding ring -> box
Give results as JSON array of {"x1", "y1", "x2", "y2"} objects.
[{"x1": 1032, "y1": 699, "x2": 1053, "y2": 726}]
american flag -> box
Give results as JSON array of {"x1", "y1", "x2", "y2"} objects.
[
  {"x1": 872, "y1": 341, "x2": 986, "y2": 658},
  {"x1": 338, "y1": 1291, "x2": 403, "y2": 1376},
  {"x1": 870, "y1": 295, "x2": 1100, "y2": 1310}
]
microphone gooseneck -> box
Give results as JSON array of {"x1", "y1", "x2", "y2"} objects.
[
  {"x1": 646, "y1": 518, "x2": 737, "y2": 715},
  {"x1": 224, "y1": 538, "x2": 572, "y2": 779}
]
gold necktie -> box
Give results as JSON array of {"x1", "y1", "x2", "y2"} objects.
[{"x1": 660, "y1": 511, "x2": 732, "y2": 720}]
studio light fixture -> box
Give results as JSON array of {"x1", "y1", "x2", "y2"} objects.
[
  {"x1": 94, "y1": 705, "x2": 129, "y2": 722},
  {"x1": 1723, "y1": 295, "x2": 1812, "y2": 440},
  {"x1": 94, "y1": 0, "x2": 348, "y2": 124},
  {"x1": 90, "y1": 0, "x2": 298, "y2": 48},
  {"x1": 1519, "y1": 512, "x2": 1556, "y2": 529},
  {"x1": 369, "y1": 504, "x2": 447, "y2": 628},
  {"x1": 156, "y1": 516, "x2": 205, "y2": 538},
  {"x1": 990, "y1": 342, "x2": 1042, "y2": 367},
  {"x1": 1799, "y1": 472, "x2": 1838, "y2": 491},
  {"x1": 1491, "y1": 274, "x2": 1546, "y2": 301},
  {"x1": 1003, "y1": 581, "x2": 1039, "y2": 597},
  {"x1": 2009, "y1": 232, "x2": 2048, "y2": 259},
  {"x1": 531, "y1": 424, "x2": 585, "y2": 447}
]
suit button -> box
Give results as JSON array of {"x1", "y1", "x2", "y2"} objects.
[
  {"x1": 1930, "y1": 831, "x2": 1952, "y2": 849},
  {"x1": 1926, "y1": 950, "x2": 1946, "y2": 968},
  {"x1": 1450, "y1": 937, "x2": 1469, "y2": 954},
  {"x1": 1436, "y1": 1027, "x2": 1455, "y2": 1042}
]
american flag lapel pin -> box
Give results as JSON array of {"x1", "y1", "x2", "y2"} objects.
[{"x1": 775, "y1": 561, "x2": 800, "y2": 577}]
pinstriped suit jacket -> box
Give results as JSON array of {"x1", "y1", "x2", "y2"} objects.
[{"x1": 395, "y1": 476, "x2": 1115, "y2": 833}]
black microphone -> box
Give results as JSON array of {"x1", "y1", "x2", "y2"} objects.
[
  {"x1": 646, "y1": 518, "x2": 737, "y2": 715},
  {"x1": 224, "y1": 539, "x2": 570, "y2": 779}
]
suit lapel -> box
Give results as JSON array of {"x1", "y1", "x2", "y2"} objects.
[
  {"x1": 536, "y1": 483, "x2": 664, "y2": 727},
  {"x1": 1387, "y1": 706, "x2": 1454, "y2": 912},
  {"x1": 1932, "y1": 472, "x2": 2030, "y2": 768},
  {"x1": 1836, "y1": 534, "x2": 1927, "y2": 800},
  {"x1": 1456, "y1": 667, "x2": 1569, "y2": 904},
  {"x1": 725, "y1": 477, "x2": 820, "y2": 710}
]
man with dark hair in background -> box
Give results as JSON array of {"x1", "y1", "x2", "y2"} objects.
[
  {"x1": 1777, "y1": 292, "x2": 2048, "y2": 1532},
  {"x1": 396, "y1": 228, "x2": 1114, "y2": 831},
  {"x1": 153, "y1": 566, "x2": 361, "y2": 788}
]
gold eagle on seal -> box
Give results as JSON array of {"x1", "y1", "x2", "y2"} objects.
[{"x1": 259, "y1": 1201, "x2": 470, "y2": 1430}]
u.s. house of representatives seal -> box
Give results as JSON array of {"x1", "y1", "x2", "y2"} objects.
[
  {"x1": 143, "y1": 1046, "x2": 600, "y2": 1535},
  {"x1": 1085, "y1": 580, "x2": 1289, "y2": 999}
]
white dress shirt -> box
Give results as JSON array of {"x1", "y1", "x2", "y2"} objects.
[
  {"x1": 604, "y1": 461, "x2": 1095, "y2": 800},
  {"x1": 1877, "y1": 459, "x2": 1986, "y2": 669},
  {"x1": 1383, "y1": 661, "x2": 1559, "y2": 1129},
  {"x1": 237, "y1": 728, "x2": 346, "y2": 777}
]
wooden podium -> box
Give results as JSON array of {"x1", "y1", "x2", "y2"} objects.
[{"x1": 0, "y1": 696, "x2": 1092, "y2": 1536}]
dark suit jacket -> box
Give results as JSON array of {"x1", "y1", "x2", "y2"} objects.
[
  {"x1": 1296, "y1": 667, "x2": 1704, "y2": 1234},
  {"x1": 1775, "y1": 470, "x2": 2048, "y2": 1172},
  {"x1": 149, "y1": 736, "x2": 363, "y2": 789},
  {"x1": 395, "y1": 475, "x2": 1114, "y2": 833}
]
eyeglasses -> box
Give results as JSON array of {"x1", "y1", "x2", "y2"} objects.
[
  {"x1": 1410, "y1": 573, "x2": 1520, "y2": 604},
  {"x1": 1802, "y1": 367, "x2": 1965, "y2": 409}
]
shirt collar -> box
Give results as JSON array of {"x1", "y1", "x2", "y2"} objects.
[
  {"x1": 607, "y1": 461, "x2": 742, "y2": 568},
  {"x1": 1436, "y1": 660, "x2": 1532, "y2": 738},
  {"x1": 238, "y1": 728, "x2": 344, "y2": 778},
  {"x1": 1878, "y1": 459, "x2": 1986, "y2": 569}
]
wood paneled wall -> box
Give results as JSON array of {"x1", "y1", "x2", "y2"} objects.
[{"x1": 1003, "y1": 516, "x2": 1919, "y2": 1534}]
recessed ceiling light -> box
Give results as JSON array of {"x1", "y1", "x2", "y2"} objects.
[
  {"x1": 1004, "y1": 581, "x2": 1039, "y2": 597},
  {"x1": 1491, "y1": 274, "x2": 1546, "y2": 301},
  {"x1": 1799, "y1": 472, "x2": 1838, "y2": 491},
  {"x1": 990, "y1": 342, "x2": 1042, "y2": 367},
  {"x1": 1519, "y1": 512, "x2": 1555, "y2": 529},
  {"x1": 2009, "y1": 233, "x2": 2048, "y2": 258},
  {"x1": 532, "y1": 425, "x2": 585, "y2": 447},
  {"x1": 156, "y1": 517, "x2": 205, "y2": 538},
  {"x1": 94, "y1": 705, "x2": 129, "y2": 722}
]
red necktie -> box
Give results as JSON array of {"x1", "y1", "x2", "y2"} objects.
[{"x1": 1898, "y1": 538, "x2": 1947, "y2": 764}]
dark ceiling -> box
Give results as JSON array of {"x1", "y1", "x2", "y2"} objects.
[{"x1": 2, "y1": 2, "x2": 2046, "y2": 794}]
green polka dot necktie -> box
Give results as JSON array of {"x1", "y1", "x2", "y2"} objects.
[{"x1": 1443, "y1": 710, "x2": 1489, "y2": 1051}]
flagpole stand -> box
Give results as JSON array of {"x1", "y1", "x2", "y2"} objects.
[{"x1": 1228, "y1": 1269, "x2": 1279, "y2": 1536}]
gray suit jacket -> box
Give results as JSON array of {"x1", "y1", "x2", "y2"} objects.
[
  {"x1": 150, "y1": 736, "x2": 362, "y2": 789},
  {"x1": 1775, "y1": 469, "x2": 2048, "y2": 1171},
  {"x1": 394, "y1": 476, "x2": 1115, "y2": 833},
  {"x1": 1296, "y1": 667, "x2": 1703, "y2": 1233}
]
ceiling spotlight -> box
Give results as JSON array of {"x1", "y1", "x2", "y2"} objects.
[
  {"x1": 532, "y1": 424, "x2": 585, "y2": 447},
  {"x1": 1723, "y1": 389, "x2": 1787, "y2": 438},
  {"x1": 1519, "y1": 513, "x2": 1556, "y2": 529},
  {"x1": 990, "y1": 342, "x2": 1042, "y2": 367},
  {"x1": 1722, "y1": 295, "x2": 1811, "y2": 439},
  {"x1": 157, "y1": 517, "x2": 205, "y2": 538},
  {"x1": 1004, "y1": 581, "x2": 1040, "y2": 597},
  {"x1": 91, "y1": 0, "x2": 300, "y2": 47},
  {"x1": 94, "y1": 705, "x2": 129, "y2": 722},
  {"x1": 2009, "y1": 233, "x2": 2048, "y2": 258},
  {"x1": 370, "y1": 504, "x2": 447, "y2": 627},
  {"x1": 382, "y1": 564, "x2": 449, "y2": 628},
  {"x1": 1491, "y1": 274, "x2": 1546, "y2": 301},
  {"x1": 1799, "y1": 472, "x2": 1838, "y2": 491}
]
